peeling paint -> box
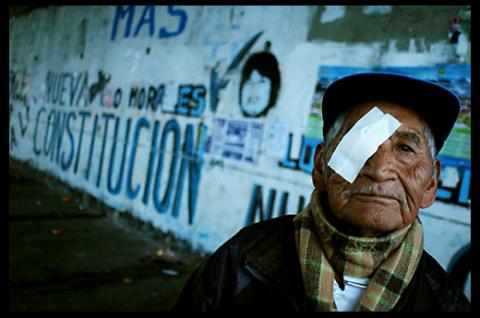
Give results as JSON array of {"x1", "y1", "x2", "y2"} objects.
[
  {"x1": 362, "y1": 6, "x2": 392, "y2": 15},
  {"x1": 320, "y1": 6, "x2": 345, "y2": 24},
  {"x1": 308, "y1": 5, "x2": 467, "y2": 52},
  {"x1": 77, "y1": 18, "x2": 87, "y2": 59}
]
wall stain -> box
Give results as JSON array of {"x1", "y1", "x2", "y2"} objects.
[
  {"x1": 89, "y1": 71, "x2": 111, "y2": 103},
  {"x1": 307, "y1": 6, "x2": 466, "y2": 51}
]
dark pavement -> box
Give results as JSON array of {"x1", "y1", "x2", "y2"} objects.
[{"x1": 9, "y1": 159, "x2": 207, "y2": 312}]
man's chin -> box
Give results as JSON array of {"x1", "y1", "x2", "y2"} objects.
[{"x1": 339, "y1": 208, "x2": 401, "y2": 237}]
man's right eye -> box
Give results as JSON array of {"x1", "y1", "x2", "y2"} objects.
[{"x1": 399, "y1": 144, "x2": 414, "y2": 153}]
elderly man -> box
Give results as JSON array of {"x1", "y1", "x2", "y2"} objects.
[{"x1": 173, "y1": 73, "x2": 471, "y2": 311}]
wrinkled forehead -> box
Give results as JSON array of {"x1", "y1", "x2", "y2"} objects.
[{"x1": 343, "y1": 101, "x2": 431, "y2": 138}]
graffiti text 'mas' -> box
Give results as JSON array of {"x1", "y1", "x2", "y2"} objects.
[{"x1": 111, "y1": 5, "x2": 188, "y2": 41}]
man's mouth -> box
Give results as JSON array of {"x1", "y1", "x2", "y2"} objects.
[{"x1": 352, "y1": 193, "x2": 399, "y2": 203}]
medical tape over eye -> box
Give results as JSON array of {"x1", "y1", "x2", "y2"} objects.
[{"x1": 327, "y1": 106, "x2": 401, "y2": 183}]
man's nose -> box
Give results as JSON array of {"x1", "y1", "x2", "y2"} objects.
[{"x1": 361, "y1": 142, "x2": 396, "y2": 181}]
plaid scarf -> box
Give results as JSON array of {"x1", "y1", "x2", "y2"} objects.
[{"x1": 293, "y1": 190, "x2": 423, "y2": 311}]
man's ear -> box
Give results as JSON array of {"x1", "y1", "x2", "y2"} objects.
[
  {"x1": 312, "y1": 143, "x2": 327, "y2": 191},
  {"x1": 420, "y1": 159, "x2": 441, "y2": 208}
]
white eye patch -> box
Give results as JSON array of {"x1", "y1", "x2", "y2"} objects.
[{"x1": 327, "y1": 106, "x2": 401, "y2": 183}]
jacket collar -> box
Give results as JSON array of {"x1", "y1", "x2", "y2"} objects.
[{"x1": 244, "y1": 217, "x2": 307, "y2": 308}]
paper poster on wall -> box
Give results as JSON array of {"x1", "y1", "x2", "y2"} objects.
[
  {"x1": 264, "y1": 119, "x2": 289, "y2": 159},
  {"x1": 438, "y1": 91, "x2": 471, "y2": 161},
  {"x1": 440, "y1": 116, "x2": 471, "y2": 160},
  {"x1": 304, "y1": 83, "x2": 325, "y2": 140},
  {"x1": 207, "y1": 117, "x2": 264, "y2": 164}
]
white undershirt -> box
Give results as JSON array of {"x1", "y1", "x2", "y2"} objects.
[{"x1": 333, "y1": 275, "x2": 370, "y2": 311}]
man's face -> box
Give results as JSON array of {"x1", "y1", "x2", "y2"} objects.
[{"x1": 313, "y1": 101, "x2": 440, "y2": 237}]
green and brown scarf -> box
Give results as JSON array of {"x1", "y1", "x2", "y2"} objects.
[{"x1": 293, "y1": 190, "x2": 423, "y2": 311}]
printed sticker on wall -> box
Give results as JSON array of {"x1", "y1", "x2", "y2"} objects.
[
  {"x1": 207, "y1": 117, "x2": 264, "y2": 164},
  {"x1": 304, "y1": 83, "x2": 324, "y2": 140},
  {"x1": 439, "y1": 94, "x2": 471, "y2": 161},
  {"x1": 264, "y1": 119, "x2": 289, "y2": 159}
]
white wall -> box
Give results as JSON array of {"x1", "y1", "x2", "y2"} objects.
[{"x1": 10, "y1": 5, "x2": 470, "y2": 277}]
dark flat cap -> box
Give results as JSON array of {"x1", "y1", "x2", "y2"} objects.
[{"x1": 321, "y1": 72, "x2": 460, "y2": 153}]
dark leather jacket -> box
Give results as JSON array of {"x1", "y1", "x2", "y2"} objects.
[{"x1": 173, "y1": 216, "x2": 471, "y2": 311}]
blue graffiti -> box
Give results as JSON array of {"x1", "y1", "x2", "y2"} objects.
[
  {"x1": 209, "y1": 31, "x2": 263, "y2": 113},
  {"x1": 280, "y1": 133, "x2": 322, "y2": 174},
  {"x1": 61, "y1": 112, "x2": 77, "y2": 170},
  {"x1": 142, "y1": 120, "x2": 161, "y2": 205},
  {"x1": 298, "y1": 136, "x2": 322, "y2": 173},
  {"x1": 437, "y1": 155, "x2": 471, "y2": 206},
  {"x1": 128, "y1": 85, "x2": 163, "y2": 112},
  {"x1": 45, "y1": 70, "x2": 208, "y2": 118},
  {"x1": 33, "y1": 108, "x2": 46, "y2": 156},
  {"x1": 111, "y1": 5, "x2": 135, "y2": 40},
  {"x1": 9, "y1": 69, "x2": 30, "y2": 102},
  {"x1": 245, "y1": 184, "x2": 306, "y2": 226},
  {"x1": 126, "y1": 117, "x2": 150, "y2": 200},
  {"x1": 46, "y1": 71, "x2": 89, "y2": 107},
  {"x1": 152, "y1": 118, "x2": 181, "y2": 214},
  {"x1": 128, "y1": 84, "x2": 206, "y2": 117},
  {"x1": 134, "y1": 5, "x2": 155, "y2": 37},
  {"x1": 85, "y1": 114, "x2": 99, "y2": 180},
  {"x1": 107, "y1": 118, "x2": 132, "y2": 195},
  {"x1": 32, "y1": 107, "x2": 207, "y2": 224},
  {"x1": 74, "y1": 111, "x2": 91, "y2": 173},
  {"x1": 159, "y1": 5, "x2": 188, "y2": 39},
  {"x1": 111, "y1": 5, "x2": 188, "y2": 41},
  {"x1": 96, "y1": 113, "x2": 116, "y2": 187},
  {"x1": 10, "y1": 70, "x2": 32, "y2": 149},
  {"x1": 172, "y1": 123, "x2": 208, "y2": 224},
  {"x1": 176, "y1": 85, "x2": 206, "y2": 117}
]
